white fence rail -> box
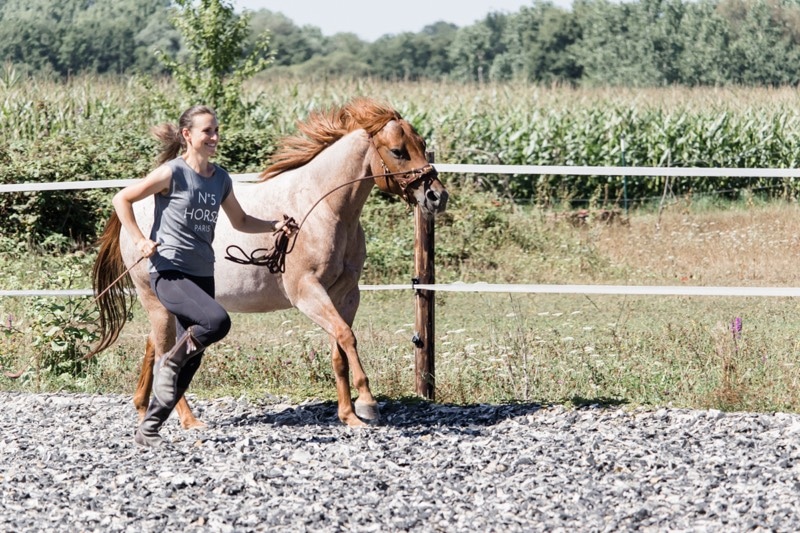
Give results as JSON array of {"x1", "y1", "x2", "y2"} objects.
[
  {"x1": 3, "y1": 284, "x2": 800, "y2": 299},
  {"x1": 2, "y1": 163, "x2": 799, "y2": 193}
]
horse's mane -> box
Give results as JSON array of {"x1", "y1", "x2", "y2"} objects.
[{"x1": 260, "y1": 98, "x2": 402, "y2": 180}]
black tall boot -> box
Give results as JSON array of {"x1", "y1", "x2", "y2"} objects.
[
  {"x1": 134, "y1": 396, "x2": 176, "y2": 447},
  {"x1": 134, "y1": 356, "x2": 203, "y2": 447},
  {"x1": 152, "y1": 327, "x2": 204, "y2": 408}
]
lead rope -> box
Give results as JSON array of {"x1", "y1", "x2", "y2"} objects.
[{"x1": 223, "y1": 214, "x2": 301, "y2": 274}]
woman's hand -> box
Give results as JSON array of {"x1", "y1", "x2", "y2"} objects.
[
  {"x1": 275, "y1": 216, "x2": 298, "y2": 236},
  {"x1": 137, "y1": 239, "x2": 159, "y2": 258}
]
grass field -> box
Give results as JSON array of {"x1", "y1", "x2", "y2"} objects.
[{"x1": 3, "y1": 195, "x2": 800, "y2": 414}]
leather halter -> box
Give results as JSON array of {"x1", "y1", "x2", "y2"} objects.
[{"x1": 370, "y1": 136, "x2": 436, "y2": 204}]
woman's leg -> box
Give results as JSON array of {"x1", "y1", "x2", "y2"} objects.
[
  {"x1": 151, "y1": 270, "x2": 230, "y2": 347},
  {"x1": 135, "y1": 356, "x2": 204, "y2": 446},
  {"x1": 151, "y1": 271, "x2": 231, "y2": 402},
  {"x1": 135, "y1": 271, "x2": 230, "y2": 446}
]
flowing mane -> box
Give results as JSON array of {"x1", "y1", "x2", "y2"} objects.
[{"x1": 259, "y1": 98, "x2": 402, "y2": 180}]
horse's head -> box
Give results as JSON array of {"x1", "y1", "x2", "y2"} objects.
[{"x1": 370, "y1": 119, "x2": 448, "y2": 217}]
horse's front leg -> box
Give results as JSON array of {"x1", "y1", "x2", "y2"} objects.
[
  {"x1": 332, "y1": 272, "x2": 383, "y2": 424},
  {"x1": 328, "y1": 325, "x2": 377, "y2": 427},
  {"x1": 327, "y1": 275, "x2": 383, "y2": 424},
  {"x1": 294, "y1": 279, "x2": 378, "y2": 427},
  {"x1": 331, "y1": 337, "x2": 380, "y2": 423}
]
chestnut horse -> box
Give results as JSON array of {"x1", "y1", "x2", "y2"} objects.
[{"x1": 90, "y1": 98, "x2": 449, "y2": 428}]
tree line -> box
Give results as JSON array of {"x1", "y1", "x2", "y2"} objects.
[{"x1": 1, "y1": 0, "x2": 799, "y2": 86}]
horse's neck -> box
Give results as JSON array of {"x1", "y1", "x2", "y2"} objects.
[{"x1": 268, "y1": 130, "x2": 375, "y2": 220}]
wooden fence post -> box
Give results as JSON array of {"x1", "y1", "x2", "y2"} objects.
[{"x1": 413, "y1": 151, "x2": 436, "y2": 400}]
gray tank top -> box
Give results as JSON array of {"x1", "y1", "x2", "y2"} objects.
[{"x1": 148, "y1": 157, "x2": 233, "y2": 277}]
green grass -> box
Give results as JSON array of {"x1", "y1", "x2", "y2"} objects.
[{"x1": 6, "y1": 290, "x2": 795, "y2": 413}]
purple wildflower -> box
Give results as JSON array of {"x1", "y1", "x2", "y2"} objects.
[{"x1": 730, "y1": 317, "x2": 742, "y2": 340}]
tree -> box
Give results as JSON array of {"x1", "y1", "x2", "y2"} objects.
[
  {"x1": 157, "y1": 0, "x2": 273, "y2": 125},
  {"x1": 674, "y1": 0, "x2": 730, "y2": 85},
  {"x1": 448, "y1": 22, "x2": 495, "y2": 82},
  {"x1": 572, "y1": 0, "x2": 665, "y2": 86},
  {"x1": 246, "y1": 10, "x2": 324, "y2": 66},
  {"x1": 0, "y1": 0, "x2": 170, "y2": 76},
  {"x1": 503, "y1": 1, "x2": 581, "y2": 83},
  {"x1": 134, "y1": 15, "x2": 182, "y2": 74},
  {"x1": 0, "y1": 0, "x2": 69, "y2": 74},
  {"x1": 718, "y1": 0, "x2": 800, "y2": 85},
  {"x1": 368, "y1": 33, "x2": 430, "y2": 81},
  {"x1": 417, "y1": 22, "x2": 458, "y2": 78}
]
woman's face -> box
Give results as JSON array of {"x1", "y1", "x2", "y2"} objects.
[{"x1": 183, "y1": 113, "x2": 219, "y2": 157}]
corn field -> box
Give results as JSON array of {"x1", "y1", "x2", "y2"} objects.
[{"x1": 3, "y1": 76, "x2": 800, "y2": 205}]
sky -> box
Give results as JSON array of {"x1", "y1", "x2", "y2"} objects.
[{"x1": 235, "y1": 0, "x2": 572, "y2": 42}]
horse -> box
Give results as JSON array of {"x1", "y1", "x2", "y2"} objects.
[{"x1": 90, "y1": 98, "x2": 449, "y2": 429}]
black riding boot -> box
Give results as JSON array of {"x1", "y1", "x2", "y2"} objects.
[
  {"x1": 134, "y1": 356, "x2": 203, "y2": 447},
  {"x1": 152, "y1": 327, "x2": 205, "y2": 408},
  {"x1": 134, "y1": 396, "x2": 175, "y2": 447}
]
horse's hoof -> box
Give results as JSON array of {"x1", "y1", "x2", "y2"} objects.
[
  {"x1": 355, "y1": 399, "x2": 381, "y2": 423},
  {"x1": 345, "y1": 416, "x2": 368, "y2": 428},
  {"x1": 181, "y1": 418, "x2": 207, "y2": 430}
]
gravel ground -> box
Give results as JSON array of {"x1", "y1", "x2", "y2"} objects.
[{"x1": 2, "y1": 391, "x2": 800, "y2": 532}]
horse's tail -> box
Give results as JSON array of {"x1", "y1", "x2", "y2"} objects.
[{"x1": 86, "y1": 212, "x2": 135, "y2": 359}]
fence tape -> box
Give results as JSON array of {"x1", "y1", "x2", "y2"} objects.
[
  {"x1": 361, "y1": 283, "x2": 800, "y2": 297},
  {"x1": 2, "y1": 165, "x2": 799, "y2": 193},
  {"x1": 433, "y1": 164, "x2": 800, "y2": 178},
  {"x1": 0, "y1": 289, "x2": 94, "y2": 297},
  {"x1": 0, "y1": 173, "x2": 262, "y2": 193},
  {"x1": 4, "y1": 284, "x2": 800, "y2": 298}
]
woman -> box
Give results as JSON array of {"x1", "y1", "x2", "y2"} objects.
[{"x1": 113, "y1": 105, "x2": 292, "y2": 446}]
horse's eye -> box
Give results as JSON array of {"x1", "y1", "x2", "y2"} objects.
[{"x1": 390, "y1": 148, "x2": 405, "y2": 159}]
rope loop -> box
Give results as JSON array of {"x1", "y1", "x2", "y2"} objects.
[{"x1": 224, "y1": 216, "x2": 299, "y2": 274}]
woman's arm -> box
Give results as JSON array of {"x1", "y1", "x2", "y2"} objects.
[
  {"x1": 221, "y1": 189, "x2": 293, "y2": 235},
  {"x1": 111, "y1": 165, "x2": 172, "y2": 258}
]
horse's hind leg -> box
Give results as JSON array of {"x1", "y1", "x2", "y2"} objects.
[
  {"x1": 132, "y1": 335, "x2": 156, "y2": 422},
  {"x1": 175, "y1": 393, "x2": 205, "y2": 429}
]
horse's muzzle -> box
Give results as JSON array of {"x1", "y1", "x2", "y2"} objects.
[
  {"x1": 425, "y1": 182, "x2": 449, "y2": 214},
  {"x1": 418, "y1": 166, "x2": 448, "y2": 215}
]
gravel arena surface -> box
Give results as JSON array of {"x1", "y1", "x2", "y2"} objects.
[{"x1": 2, "y1": 392, "x2": 800, "y2": 532}]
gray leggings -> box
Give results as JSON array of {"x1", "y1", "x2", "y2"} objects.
[{"x1": 149, "y1": 270, "x2": 231, "y2": 347}]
